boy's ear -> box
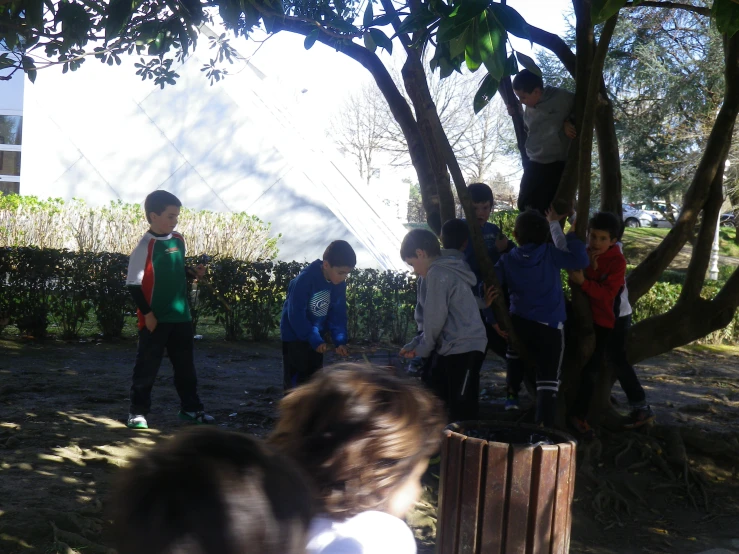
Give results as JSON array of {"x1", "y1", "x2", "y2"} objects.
[{"x1": 415, "y1": 248, "x2": 426, "y2": 259}]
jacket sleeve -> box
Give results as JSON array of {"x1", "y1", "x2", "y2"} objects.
[
  {"x1": 128, "y1": 285, "x2": 151, "y2": 315},
  {"x1": 550, "y1": 222, "x2": 569, "y2": 251},
  {"x1": 326, "y1": 284, "x2": 348, "y2": 346},
  {"x1": 581, "y1": 256, "x2": 627, "y2": 305},
  {"x1": 286, "y1": 277, "x2": 324, "y2": 349},
  {"x1": 412, "y1": 272, "x2": 449, "y2": 359},
  {"x1": 550, "y1": 234, "x2": 590, "y2": 270}
]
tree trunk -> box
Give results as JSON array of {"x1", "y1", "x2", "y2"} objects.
[
  {"x1": 596, "y1": 96, "x2": 623, "y2": 219},
  {"x1": 498, "y1": 77, "x2": 529, "y2": 166}
]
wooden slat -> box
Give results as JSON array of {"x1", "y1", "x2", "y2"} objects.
[
  {"x1": 505, "y1": 445, "x2": 534, "y2": 554},
  {"x1": 563, "y1": 441, "x2": 577, "y2": 553},
  {"x1": 527, "y1": 444, "x2": 559, "y2": 554},
  {"x1": 439, "y1": 431, "x2": 466, "y2": 554},
  {"x1": 458, "y1": 438, "x2": 485, "y2": 554},
  {"x1": 480, "y1": 441, "x2": 510, "y2": 554},
  {"x1": 550, "y1": 441, "x2": 575, "y2": 554},
  {"x1": 436, "y1": 430, "x2": 452, "y2": 552}
]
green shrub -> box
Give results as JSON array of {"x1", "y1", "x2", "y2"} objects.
[
  {"x1": 48, "y1": 250, "x2": 92, "y2": 339},
  {"x1": 4, "y1": 247, "x2": 57, "y2": 337},
  {"x1": 492, "y1": 209, "x2": 519, "y2": 239},
  {"x1": 90, "y1": 252, "x2": 134, "y2": 338}
]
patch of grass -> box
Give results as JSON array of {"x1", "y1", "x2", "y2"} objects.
[
  {"x1": 719, "y1": 227, "x2": 739, "y2": 258},
  {"x1": 624, "y1": 227, "x2": 670, "y2": 240}
]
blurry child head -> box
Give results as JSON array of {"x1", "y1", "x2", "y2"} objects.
[
  {"x1": 587, "y1": 212, "x2": 620, "y2": 255},
  {"x1": 441, "y1": 218, "x2": 470, "y2": 251},
  {"x1": 111, "y1": 427, "x2": 313, "y2": 554},
  {"x1": 322, "y1": 240, "x2": 357, "y2": 285},
  {"x1": 514, "y1": 209, "x2": 550, "y2": 245},
  {"x1": 270, "y1": 363, "x2": 445, "y2": 520},
  {"x1": 467, "y1": 183, "x2": 495, "y2": 227},
  {"x1": 512, "y1": 69, "x2": 545, "y2": 107},
  {"x1": 144, "y1": 190, "x2": 182, "y2": 233},
  {"x1": 400, "y1": 229, "x2": 442, "y2": 277}
]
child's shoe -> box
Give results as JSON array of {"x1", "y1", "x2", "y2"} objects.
[
  {"x1": 569, "y1": 416, "x2": 596, "y2": 441},
  {"x1": 504, "y1": 393, "x2": 520, "y2": 411},
  {"x1": 178, "y1": 410, "x2": 216, "y2": 424},
  {"x1": 624, "y1": 405, "x2": 656, "y2": 429},
  {"x1": 127, "y1": 414, "x2": 148, "y2": 429}
]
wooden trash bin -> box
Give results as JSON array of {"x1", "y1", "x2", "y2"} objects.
[{"x1": 436, "y1": 422, "x2": 577, "y2": 554}]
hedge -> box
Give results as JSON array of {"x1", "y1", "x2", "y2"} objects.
[{"x1": 0, "y1": 247, "x2": 736, "y2": 346}]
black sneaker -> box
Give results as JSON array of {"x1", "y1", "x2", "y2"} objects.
[
  {"x1": 178, "y1": 410, "x2": 216, "y2": 425},
  {"x1": 624, "y1": 405, "x2": 656, "y2": 429}
]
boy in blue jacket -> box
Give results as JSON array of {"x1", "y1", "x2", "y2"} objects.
[
  {"x1": 280, "y1": 240, "x2": 356, "y2": 391},
  {"x1": 462, "y1": 183, "x2": 514, "y2": 361},
  {"x1": 495, "y1": 208, "x2": 589, "y2": 426}
]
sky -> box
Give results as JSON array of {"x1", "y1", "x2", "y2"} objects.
[{"x1": 0, "y1": 0, "x2": 572, "y2": 206}]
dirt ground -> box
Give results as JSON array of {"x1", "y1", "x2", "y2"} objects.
[{"x1": 1, "y1": 333, "x2": 739, "y2": 554}]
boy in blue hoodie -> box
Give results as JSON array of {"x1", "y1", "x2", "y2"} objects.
[
  {"x1": 280, "y1": 240, "x2": 356, "y2": 391},
  {"x1": 495, "y1": 209, "x2": 589, "y2": 426},
  {"x1": 399, "y1": 229, "x2": 490, "y2": 422}
]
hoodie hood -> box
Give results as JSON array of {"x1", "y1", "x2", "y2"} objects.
[
  {"x1": 429, "y1": 254, "x2": 478, "y2": 287},
  {"x1": 507, "y1": 243, "x2": 548, "y2": 268}
]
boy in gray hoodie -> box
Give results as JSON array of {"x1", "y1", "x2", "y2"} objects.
[
  {"x1": 510, "y1": 69, "x2": 576, "y2": 215},
  {"x1": 399, "y1": 229, "x2": 489, "y2": 422}
]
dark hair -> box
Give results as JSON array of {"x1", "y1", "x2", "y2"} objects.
[
  {"x1": 400, "y1": 228, "x2": 441, "y2": 260},
  {"x1": 467, "y1": 182, "x2": 494, "y2": 204},
  {"x1": 144, "y1": 190, "x2": 182, "y2": 223},
  {"x1": 514, "y1": 209, "x2": 550, "y2": 245},
  {"x1": 512, "y1": 69, "x2": 544, "y2": 94},
  {"x1": 588, "y1": 211, "x2": 621, "y2": 240},
  {"x1": 441, "y1": 218, "x2": 470, "y2": 250},
  {"x1": 270, "y1": 363, "x2": 444, "y2": 519},
  {"x1": 323, "y1": 240, "x2": 357, "y2": 268},
  {"x1": 111, "y1": 427, "x2": 313, "y2": 554}
]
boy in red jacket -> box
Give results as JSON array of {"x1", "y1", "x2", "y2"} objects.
[{"x1": 568, "y1": 212, "x2": 626, "y2": 439}]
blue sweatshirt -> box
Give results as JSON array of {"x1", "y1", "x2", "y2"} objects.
[
  {"x1": 495, "y1": 231, "x2": 588, "y2": 327},
  {"x1": 280, "y1": 260, "x2": 348, "y2": 349}
]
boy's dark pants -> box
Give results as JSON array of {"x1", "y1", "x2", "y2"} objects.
[
  {"x1": 130, "y1": 322, "x2": 203, "y2": 415},
  {"x1": 426, "y1": 350, "x2": 485, "y2": 423},
  {"x1": 506, "y1": 315, "x2": 564, "y2": 427},
  {"x1": 572, "y1": 324, "x2": 612, "y2": 420},
  {"x1": 517, "y1": 160, "x2": 566, "y2": 214},
  {"x1": 282, "y1": 341, "x2": 324, "y2": 391},
  {"x1": 609, "y1": 314, "x2": 647, "y2": 406}
]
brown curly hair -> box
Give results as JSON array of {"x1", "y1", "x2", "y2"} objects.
[{"x1": 269, "y1": 363, "x2": 445, "y2": 519}]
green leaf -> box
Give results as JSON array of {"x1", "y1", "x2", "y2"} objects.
[
  {"x1": 371, "y1": 12, "x2": 397, "y2": 27},
  {"x1": 394, "y1": 9, "x2": 439, "y2": 37},
  {"x1": 304, "y1": 28, "x2": 319, "y2": 49},
  {"x1": 515, "y1": 51, "x2": 541, "y2": 76},
  {"x1": 591, "y1": 0, "x2": 626, "y2": 25},
  {"x1": 105, "y1": 0, "x2": 142, "y2": 42},
  {"x1": 713, "y1": 0, "x2": 739, "y2": 38},
  {"x1": 437, "y1": 15, "x2": 472, "y2": 42},
  {"x1": 22, "y1": 55, "x2": 37, "y2": 84},
  {"x1": 449, "y1": 28, "x2": 469, "y2": 59},
  {"x1": 478, "y1": 10, "x2": 506, "y2": 80},
  {"x1": 25, "y1": 0, "x2": 45, "y2": 30},
  {"x1": 504, "y1": 52, "x2": 518, "y2": 76},
  {"x1": 465, "y1": 26, "x2": 482, "y2": 73},
  {"x1": 488, "y1": 3, "x2": 530, "y2": 41},
  {"x1": 364, "y1": 30, "x2": 377, "y2": 52},
  {"x1": 364, "y1": 0, "x2": 374, "y2": 28},
  {"x1": 473, "y1": 73, "x2": 500, "y2": 113},
  {"x1": 369, "y1": 28, "x2": 393, "y2": 54}
]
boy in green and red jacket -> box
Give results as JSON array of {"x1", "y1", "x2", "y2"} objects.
[{"x1": 568, "y1": 212, "x2": 627, "y2": 439}]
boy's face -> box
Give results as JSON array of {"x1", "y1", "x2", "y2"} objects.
[
  {"x1": 514, "y1": 87, "x2": 543, "y2": 108},
  {"x1": 404, "y1": 250, "x2": 433, "y2": 277},
  {"x1": 473, "y1": 201, "x2": 493, "y2": 227},
  {"x1": 387, "y1": 459, "x2": 428, "y2": 519},
  {"x1": 588, "y1": 229, "x2": 617, "y2": 256},
  {"x1": 149, "y1": 205, "x2": 180, "y2": 235},
  {"x1": 322, "y1": 261, "x2": 353, "y2": 285}
]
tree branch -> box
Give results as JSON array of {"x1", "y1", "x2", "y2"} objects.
[{"x1": 623, "y1": 1, "x2": 711, "y2": 17}]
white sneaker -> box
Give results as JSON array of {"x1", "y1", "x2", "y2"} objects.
[{"x1": 127, "y1": 414, "x2": 148, "y2": 429}]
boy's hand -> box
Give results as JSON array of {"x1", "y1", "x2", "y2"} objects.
[
  {"x1": 194, "y1": 264, "x2": 206, "y2": 279},
  {"x1": 399, "y1": 348, "x2": 416, "y2": 359},
  {"x1": 545, "y1": 206, "x2": 567, "y2": 223},
  {"x1": 569, "y1": 270, "x2": 585, "y2": 286},
  {"x1": 563, "y1": 121, "x2": 577, "y2": 139},
  {"x1": 483, "y1": 284, "x2": 498, "y2": 308},
  {"x1": 316, "y1": 343, "x2": 329, "y2": 354},
  {"x1": 144, "y1": 312, "x2": 157, "y2": 332},
  {"x1": 495, "y1": 233, "x2": 509, "y2": 252},
  {"x1": 493, "y1": 323, "x2": 509, "y2": 339},
  {"x1": 335, "y1": 345, "x2": 349, "y2": 357}
]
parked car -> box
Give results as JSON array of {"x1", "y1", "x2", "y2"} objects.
[
  {"x1": 720, "y1": 212, "x2": 736, "y2": 227},
  {"x1": 622, "y1": 204, "x2": 654, "y2": 228}
]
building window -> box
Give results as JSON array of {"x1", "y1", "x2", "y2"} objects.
[{"x1": 0, "y1": 114, "x2": 22, "y2": 194}]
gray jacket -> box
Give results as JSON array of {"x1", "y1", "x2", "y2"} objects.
[
  {"x1": 524, "y1": 86, "x2": 575, "y2": 164},
  {"x1": 403, "y1": 255, "x2": 488, "y2": 358}
]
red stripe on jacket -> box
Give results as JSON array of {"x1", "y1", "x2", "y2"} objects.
[{"x1": 581, "y1": 245, "x2": 626, "y2": 329}]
